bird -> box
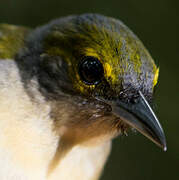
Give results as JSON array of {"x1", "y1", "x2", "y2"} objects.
[{"x1": 0, "y1": 13, "x2": 166, "y2": 180}]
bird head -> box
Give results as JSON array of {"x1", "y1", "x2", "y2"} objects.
[{"x1": 17, "y1": 14, "x2": 166, "y2": 150}]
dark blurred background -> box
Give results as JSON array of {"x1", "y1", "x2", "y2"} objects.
[{"x1": 0, "y1": 0, "x2": 178, "y2": 179}]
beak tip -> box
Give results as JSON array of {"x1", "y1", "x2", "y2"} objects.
[
  {"x1": 155, "y1": 132, "x2": 167, "y2": 151},
  {"x1": 158, "y1": 137, "x2": 167, "y2": 151},
  {"x1": 162, "y1": 141, "x2": 167, "y2": 151},
  {"x1": 163, "y1": 146, "x2": 167, "y2": 151},
  {"x1": 159, "y1": 130, "x2": 167, "y2": 151}
]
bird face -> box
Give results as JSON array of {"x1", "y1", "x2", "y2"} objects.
[{"x1": 18, "y1": 14, "x2": 166, "y2": 149}]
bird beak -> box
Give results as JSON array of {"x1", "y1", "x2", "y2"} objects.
[{"x1": 111, "y1": 91, "x2": 167, "y2": 151}]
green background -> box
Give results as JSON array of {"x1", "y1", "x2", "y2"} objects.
[{"x1": 0, "y1": 0, "x2": 178, "y2": 179}]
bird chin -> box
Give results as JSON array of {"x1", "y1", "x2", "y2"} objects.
[{"x1": 50, "y1": 96, "x2": 130, "y2": 147}]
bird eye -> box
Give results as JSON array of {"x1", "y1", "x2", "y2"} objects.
[{"x1": 78, "y1": 56, "x2": 104, "y2": 85}]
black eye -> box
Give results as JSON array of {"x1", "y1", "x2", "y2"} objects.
[{"x1": 78, "y1": 56, "x2": 104, "y2": 85}]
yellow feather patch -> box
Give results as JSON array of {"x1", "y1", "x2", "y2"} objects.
[
  {"x1": 153, "y1": 67, "x2": 159, "y2": 87},
  {"x1": 104, "y1": 63, "x2": 112, "y2": 77},
  {"x1": 85, "y1": 48, "x2": 100, "y2": 59},
  {"x1": 104, "y1": 62, "x2": 117, "y2": 83}
]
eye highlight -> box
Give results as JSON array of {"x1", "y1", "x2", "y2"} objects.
[{"x1": 78, "y1": 56, "x2": 104, "y2": 85}]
